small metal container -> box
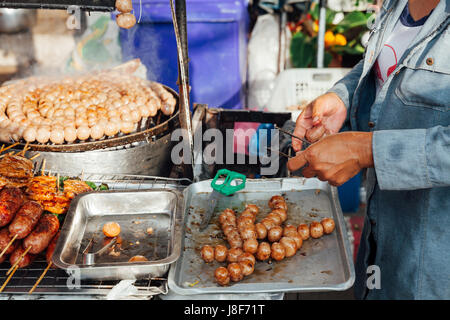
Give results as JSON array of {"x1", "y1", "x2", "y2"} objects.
[{"x1": 52, "y1": 189, "x2": 184, "y2": 281}]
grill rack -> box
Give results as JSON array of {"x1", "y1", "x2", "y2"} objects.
[{"x1": 0, "y1": 173, "x2": 191, "y2": 297}]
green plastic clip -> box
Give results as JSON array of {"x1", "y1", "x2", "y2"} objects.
[{"x1": 211, "y1": 169, "x2": 246, "y2": 196}]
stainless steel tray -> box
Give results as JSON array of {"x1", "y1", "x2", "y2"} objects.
[
  {"x1": 53, "y1": 189, "x2": 184, "y2": 281},
  {"x1": 168, "y1": 177, "x2": 355, "y2": 294}
]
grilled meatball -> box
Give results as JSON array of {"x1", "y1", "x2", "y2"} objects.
[
  {"x1": 214, "y1": 245, "x2": 228, "y2": 263},
  {"x1": 280, "y1": 237, "x2": 297, "y2": 258},
  {"x1": 271, "y1": 242, "x2": 286, "y2": 261},
  {"x1": 310, "y1": 221, "x2": 324, "y2": 239},
  {"x1": 243, "y1": 238, "x2": 259, "y2": 254},
  {"x1": 297, "y1": 224, "x2": 310, "y2": 241},
  {"x1": 228, "y1": 262, "x2": 243, "y2": 282},
  {"x1": 267, "y1": 226, "x2": 283, "y2": 242},
  {"x1": 215, "y1": 267, "x2": 230, "y2": 286},
  {"x1": 256, "y1": 242, "x2": 271, "y2": 261},
  {"x1": 321, "y1": 218, "x2": 335, "y2": 234},
  {"x1": 200, "y1": 245, "x2": 215, "y2": 263},
  {"x1": 227, "y1": 247, "x2": 244, "y2": 263}
]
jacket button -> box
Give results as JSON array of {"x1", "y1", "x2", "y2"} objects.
[
  {"x1": 370, "y1": 219, "x2": 376, "y2": 226},
  {"x1": 426, "y1": 57, "x2": 434, "y2": 66},
  {"x1": 368, "y1": 121, "x2": 375, "y2": 128}
]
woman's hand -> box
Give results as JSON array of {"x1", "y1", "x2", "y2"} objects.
[
  {"x1": 287, "y1": 132, "x2": 374, "y2": 187},
  {"x1": 292, "y1": 92, "x2": 348, "y2": 151}
]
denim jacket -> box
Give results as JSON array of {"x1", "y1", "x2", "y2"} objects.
[{"x1": 328, "y1": 0, "x2": 450, "y2": 299}]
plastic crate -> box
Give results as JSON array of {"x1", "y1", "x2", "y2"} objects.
[{"x1": 266, "y1": 68, "x2": 350, "y2": 120}]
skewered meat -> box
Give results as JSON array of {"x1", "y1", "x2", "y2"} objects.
[
  {"x1": 8, "y1": 200, "x2": 43, "y2": 239},
  {"x1": 0, "y1": 187, "x2": 25, "y2": 227},
  {"x1": 0, "y1": 155, "x2": 33, "y2": 188},
  {"x1": 46, "y1": 231, "x2": 60, "y2": 266},
  {"x1": 27, "y1": 176, "x2": 91, "y2": 214},
  {"x1": 10, "y1": 243, "x2": 36, "y2": 268},
  {"x1": 23, "y1": 214, "x2": 60, "y2": 254},
  {"x1": 63, "y1": 179, "x2": 92, "y2": 199},
  {"x1": 0, "y1": 228, "x2": 18, "y2": 255}
]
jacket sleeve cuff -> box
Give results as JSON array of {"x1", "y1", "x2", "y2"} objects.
[{"x1": 373, "y1": 129, "x2": 432, "y2": 190}]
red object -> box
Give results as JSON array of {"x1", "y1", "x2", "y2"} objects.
[{"x1": 349, "y1": 216, "x2": 365, "y2": 262}]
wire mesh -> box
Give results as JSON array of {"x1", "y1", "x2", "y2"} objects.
[{"x1": 0, "y1": 174, "x2": 188, "y2": 296}]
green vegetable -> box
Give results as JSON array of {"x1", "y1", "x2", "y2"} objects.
[{"x1": 84, "y1": 181, "x2": 97, "y2": 190}]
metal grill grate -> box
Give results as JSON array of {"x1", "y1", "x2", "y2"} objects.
[{"x1": 0, "y1": 173, "x2": 190, "y2": 297}]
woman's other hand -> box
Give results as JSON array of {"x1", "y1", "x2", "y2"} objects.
[{"x1": 292, "y1": 92, "x2": 347, "y2": 151}]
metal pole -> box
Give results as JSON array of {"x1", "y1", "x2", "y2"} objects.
[
  {"x1": 317, "y1": 0, "x2": 327, "y2": 68},
  {"x1": 170, "y1": 0, "x2": 194, "y2": 179}
]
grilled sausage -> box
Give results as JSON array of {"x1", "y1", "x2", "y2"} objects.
[
  {"x1": 8, "y1": 201, "x2": 43, "y2": 239},
  {"x1": 0, "y1": 187, "x2": 24, "y2": 227},
  {"x1": 23, "y1": 214, "x2": 60, "y2": 254},
  {"x1": 0, "y1": 228, "x2": 18, "y2": 255},
  {"x1": 10, "y1": 244, "x2": 36, "y2": 268},
  {"x1": 0, "y1": 252, "x2": 5, "y2": 264},
  {"x1": 46, "y1": 231, "x2": 60, "y2": 266}
]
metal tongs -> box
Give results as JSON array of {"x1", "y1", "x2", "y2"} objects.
[{"x1": 82, "y1": 237, "x2": 117, "y2": 266}]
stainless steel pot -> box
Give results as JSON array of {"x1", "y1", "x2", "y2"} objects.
[{"x1": 0, "y1": 8, "x2": 36, "y2": 33}]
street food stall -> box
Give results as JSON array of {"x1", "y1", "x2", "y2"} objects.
[{"x1": 0, "y1": 0, "x2": 355, "y2": 300}]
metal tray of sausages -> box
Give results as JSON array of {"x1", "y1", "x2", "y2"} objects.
[
  {"x1": 168, "y1": 177, "x2": 355, "y2": 294},
  {"x1": 52, "y1": 189, "x2": 184, "y2": 281}
]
